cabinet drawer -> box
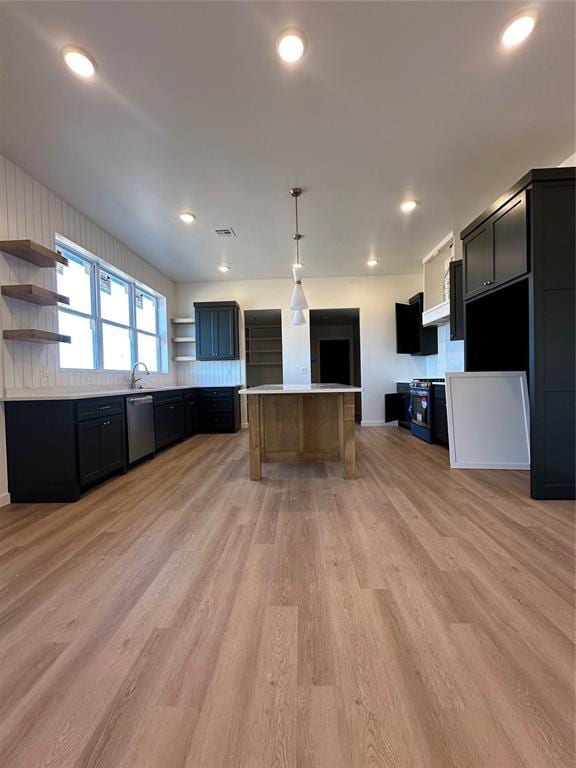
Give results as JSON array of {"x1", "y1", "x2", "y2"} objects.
[
  {"x1": 200, "y1": 396, "x2": 232, "y2": 413},
  {"x1": 153, "y1": 390, "x2": 183, "y2": 404},
  {"x1": 199, "y1": 412, "x2": 234, "y2": 430},
  {"x1": 199, "y1": 387, "x2": 234, "y2": 398},
  {"x1": 77, "y1": 397, "x2": 123, "y2": 421}
]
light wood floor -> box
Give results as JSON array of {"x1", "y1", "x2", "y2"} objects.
[{"x1": 0, "y1": 426, "x2": 573, "y2": 768}]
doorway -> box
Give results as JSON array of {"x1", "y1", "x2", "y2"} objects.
[
  {"x1": 319, "y1": 339, "x2": 351, "y2": 384},
  {"x1": 309, "y1": 308, "x2": 361, "y2": 422}
]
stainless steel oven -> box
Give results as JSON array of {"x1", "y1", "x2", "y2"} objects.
[{"x1": 409, "y1": 379, "x2": 443, "y2": 443}]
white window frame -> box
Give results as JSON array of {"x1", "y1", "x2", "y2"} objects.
[{"x1": 56, "y1": 235, "x2": 168, "y2": 373}]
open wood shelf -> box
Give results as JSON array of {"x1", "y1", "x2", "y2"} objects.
[
  {"x1": 172, "y1": 355, "x2": 196, "y2": 362},
  {"x1": 2, "y1": 284, "x2": 70, "y2": 306},
  {"x1": 0, "y1": 240, "x2": 68, "y2": 268},
  {"x1": 171, "y1": 317, "x2": 195, "y2": 325},
  {"x1": 172, "y1": 337, "x2": 196, "y2": 343},
  {"x1": 4, "y1": 329, "x2": 71, "y2": 344}
]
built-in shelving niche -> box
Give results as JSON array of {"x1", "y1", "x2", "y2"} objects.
[
  {"x1": 244, "y1": 309, "x2": 283, "y2": 386},
  {"x1": 170, "y1": 317, "x2": 196, "y2": 362}
]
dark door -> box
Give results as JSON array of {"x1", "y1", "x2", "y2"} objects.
[
  {"x1": 384, "y1": 393, "x2": 401, "y2": 422},
  {"x1": 184, "y1": 393, "x2": 198, "y2": 438},
  {"x1": 155, "y1": 402, "x2": 184, "y2": 449},
  {"x1": 196, "y1": 307, "x2": 215, "y2": 359},
  {"x1": 319, "y1": 340, "x2": 351, "y2": 384},
  {"x1": 101, "y1": 414, "x2": 125, "y2": 473},
  {"x1": 396, "y1": 303, "x2": 414, "y2": 353},
  {"x1": 464, "y1": 223, "x2": 493, "y2": 297},
  {"x1": 78, "y1": 419, "x2": 104, "y2": 485},
  {"x1": 432, "y1": 389, "x2": 449, "y2": 445},
  {"x1": 216, "y1": 307, "x2": 235, "y2": 359},
  {"x1": 449, "y1": 261, "x2": 464, "y2": 341},
  {"x1": 493, "y1": 191, "x2": 528, "y2": 286}
]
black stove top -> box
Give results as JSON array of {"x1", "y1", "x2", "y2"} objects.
[{"x1": 410, "y1": 378, "x2": 445, "y2": 388}]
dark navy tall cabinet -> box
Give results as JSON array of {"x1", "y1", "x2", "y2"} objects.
[{"x1": 461, "y1": 167, "x2": 575, "y2": 500}]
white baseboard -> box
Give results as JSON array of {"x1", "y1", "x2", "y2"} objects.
[
  {"x1": 241, "y1": 422, "x2": 249, "y2": 429},
  {"x1": 360, "y1": 420, "x2": 389, "y2": 427},
  {"x1": 0, "y1": 492, "x2": 12, "y2": 508}
]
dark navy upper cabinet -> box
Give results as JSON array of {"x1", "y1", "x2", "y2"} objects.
[
  {"x1": 194, "y1": 301, "x2": 240, "y2": 360},
  {"x1": 395, "y1": 292, "x2": 437, "y2": 356},
  {"x1": 463, "y1": 190, "x2": 528, "y2": 299}
]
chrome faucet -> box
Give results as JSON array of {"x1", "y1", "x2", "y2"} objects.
[{"x1": 130, "y1": 361, "x2": 150, "y2": 389}]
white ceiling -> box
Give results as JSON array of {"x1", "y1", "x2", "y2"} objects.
[{"x1": 1, "y1": 1, "x2": 574, "y2": 282}]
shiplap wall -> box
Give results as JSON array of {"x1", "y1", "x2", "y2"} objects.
[{"x1": 0, "y1": 153, "x2": 177, "y2": 395}]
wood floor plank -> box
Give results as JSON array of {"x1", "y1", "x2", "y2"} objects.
[{"x1": 0, "y1": 426, "x2": 572, "y2": 768}]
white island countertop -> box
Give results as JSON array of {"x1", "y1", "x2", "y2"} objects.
[{"x1": 239, "y1": 383, "x2": 362, "y2": 395}]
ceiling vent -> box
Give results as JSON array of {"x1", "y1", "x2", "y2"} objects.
[{"x1": 213, "y1": 227, "x2": 236, "y2": 238}]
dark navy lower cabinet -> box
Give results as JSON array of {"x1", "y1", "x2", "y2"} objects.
[
  {"x1": 5, "y1": 397, "x2": 127, "y2": 503},
  {"x1": 5, "y1": 385, "x2": 242, "y2": 503}
]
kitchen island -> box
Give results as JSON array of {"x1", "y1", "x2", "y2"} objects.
[{"x1": 239, "y1": 384, "x2": 362, "y2": 480}]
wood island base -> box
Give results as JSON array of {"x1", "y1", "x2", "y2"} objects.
[{"x1": 246, "y1": 391, "x2": 357, "y2": 480}]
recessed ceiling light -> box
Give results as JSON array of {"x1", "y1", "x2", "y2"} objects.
[
  {"x1": 218, "y1": 264, "x2": 231, "y2": 273},
  {"x1": 179, "y1": 211, "x2": 196, "y2": 224},
  {"x1": 277, "y1": 30, "x2": 306, "y2": 63},
  {"x1": 401, "y1": 200, "x2": 417, "y2": 213},
  {"x1": 367, "y1": 258, "x2": 379, "y2": 267},
  {"x1": 501, "y1": 11, "x2": 538, "y2": 48},
  {"x1": 62, "y1": 46, "x2": 97, "y2": 79}
]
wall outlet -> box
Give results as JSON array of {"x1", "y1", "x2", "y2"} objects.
[{"x1": 300, "y1": 367, "x2": 308, "y2": 375}]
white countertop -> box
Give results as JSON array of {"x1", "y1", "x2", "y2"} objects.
[
  {"x1": 239, "y1": 383, "x2": 362, "y2": 395},
  {"x1": 2, "y1": 384, "x2": 243, "y2": 402}
]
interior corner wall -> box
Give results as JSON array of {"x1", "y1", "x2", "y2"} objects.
[
  {"x1": 175, "y1": 274, "x2": 429, "y2": 426},
  {"x1": 0, "y1": 152, "x2": 177, "y2": 506}
]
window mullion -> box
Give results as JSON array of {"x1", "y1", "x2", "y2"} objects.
[{"x1": 94, "y1": 265, "x2": 103, "y2": 370}]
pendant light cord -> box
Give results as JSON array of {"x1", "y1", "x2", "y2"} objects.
[{"x1": 294, "y1": 194, "x2": 300, "y2": 266}]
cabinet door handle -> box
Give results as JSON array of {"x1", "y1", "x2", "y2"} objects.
[
  {"x1": 482, "y1": 280, "x2": 494, "y2": 286},
  {"x1": 97, "y1": 405, "x2": 112, "y2": 411}
]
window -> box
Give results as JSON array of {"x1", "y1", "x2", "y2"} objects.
[{"x1": 56, "y1": 238, "x2": 167, "y2": 372}]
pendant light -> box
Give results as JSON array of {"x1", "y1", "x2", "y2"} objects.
[
  {"x1": 291, "y1": 309, "x2": 306, "y2": 326},
  {"x1": 288, "y1": 187, "x2": 308, "y2": 311}
]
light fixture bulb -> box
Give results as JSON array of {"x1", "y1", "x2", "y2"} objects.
[
  {"x1": 62, "y1": 46, "x2": 97, "y2": 79},
  {"x1": 291, "y1": 309, "x2": 306, "y2": 326},
  {"x1": 277, "y1": 30, "x2": 306, "y2": 63},
  {"x1": 292, "y1": 261, "x2": 303, "y2": 270},
  {"x1": 367, "y1": 258, "x2": 378, "y2": 267},
  {"x1": 401, "y1": 200, "x2": 417, "y2": 213},
  {"x1": 501, "y1": 11, "x2": 538, "y2": 48},
  {"x1": 179, "y1": 211, "x2": 196, "y2": 224},
  {"x1": 218, "y1": 264, "x2": 230, "y2": 273}
]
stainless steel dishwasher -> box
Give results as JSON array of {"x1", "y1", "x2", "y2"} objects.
[{"x1": 126, "y1": 394, "x2": 155, "y2": 464}]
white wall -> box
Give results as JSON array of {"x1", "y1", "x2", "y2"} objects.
[
  {"x1": 426, "y1": 324, "x2": 465, "y2": 377},
  {"x1": 176, "y1": 274, "x2": 427, "y2": 425},
  {"x1": 0, "y1": 153, "x2": 177, "y2": 504}
]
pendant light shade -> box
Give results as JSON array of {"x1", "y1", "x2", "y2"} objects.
[
  {"x1": 289, "y1": 280, "x2": 308, "y2": 310},
  {"x1": 291, "y1": 309, "x2": 306, "y2": 326}
]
